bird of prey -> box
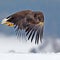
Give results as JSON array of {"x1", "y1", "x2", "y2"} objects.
[{"x1": 1, "y1": 10, "x2": 44, "y2": 44}]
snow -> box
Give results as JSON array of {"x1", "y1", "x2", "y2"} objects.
[
  {"x1": 0, "y1": 33, "x2": 60, "y2": 53},
  {"x1": 0, "y1": 53, "x2": 60, "y2": 60},
  {"x1": 0, "y1": 33, "x2": 60, "y2": 60},
  {"x1": 0, "y1": 33, "x2": 38, "y2": 53}
]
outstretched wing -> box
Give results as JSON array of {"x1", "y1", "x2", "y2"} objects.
[
  {"x1": 6, "y1": 10, "x2": 44, "y2": 44},
  {"x1": 25, "y1": 21, "x2": 44, "y2": 44},
  {"x1": 25, "y1": 11, "x2": 44, "y2": 44},
  {"x1": 14, "y1": 17, "x2": 44, "y2": 44}
]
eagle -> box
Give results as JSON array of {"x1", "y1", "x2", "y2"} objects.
[{"x1": 1, "y1": 10, "x2": 44, "y2": 44}]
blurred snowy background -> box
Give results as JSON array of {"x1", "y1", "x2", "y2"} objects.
[{"x1": 0, "y1": 0, "x2": 60, "y2": 53}]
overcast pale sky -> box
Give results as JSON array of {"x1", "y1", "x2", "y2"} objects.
[{"x1": 0, "y1": 0, "x2": 60, "y2": 38}]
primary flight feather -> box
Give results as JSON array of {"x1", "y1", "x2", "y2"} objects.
[{"x1": 1, "y1": 10, "x2": 44, "y2": 44}]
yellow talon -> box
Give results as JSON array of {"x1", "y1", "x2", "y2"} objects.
[{"x1": 4, "y1": 21, "x2": 14, "y2": 27}]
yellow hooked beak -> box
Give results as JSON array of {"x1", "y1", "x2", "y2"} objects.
[
  {"x1": 38, "y1": 21, "x2": 44, "y2": 27},
  {"x1": 1, "y1": 18, "x2": 14, "y2": 27}
]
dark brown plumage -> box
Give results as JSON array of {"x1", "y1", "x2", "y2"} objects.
[{"x1": 2, "y1": 10, "x2": 44, "y2": 44}]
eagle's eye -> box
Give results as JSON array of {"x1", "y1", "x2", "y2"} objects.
[
  {"x1": 38, "y1": 17, "x2": 41, "y2": 20},
  {"x1": 34, "y1": 14, "x2": 37, "y2": 17}
]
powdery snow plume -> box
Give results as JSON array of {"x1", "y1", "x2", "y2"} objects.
[
  {"x1": 0, "y1": 33, "x2": 60, "y2": 53},
  {"x1": 0, "y1": 33, "x2": 39, "y2": 53},
  {"x1": 30, "y1": 37, "x2": 60, "y2": 53}
]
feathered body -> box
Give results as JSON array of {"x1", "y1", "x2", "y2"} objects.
[{"x1": 1, "y1": 10, "x2": 44, "y2": 44}]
